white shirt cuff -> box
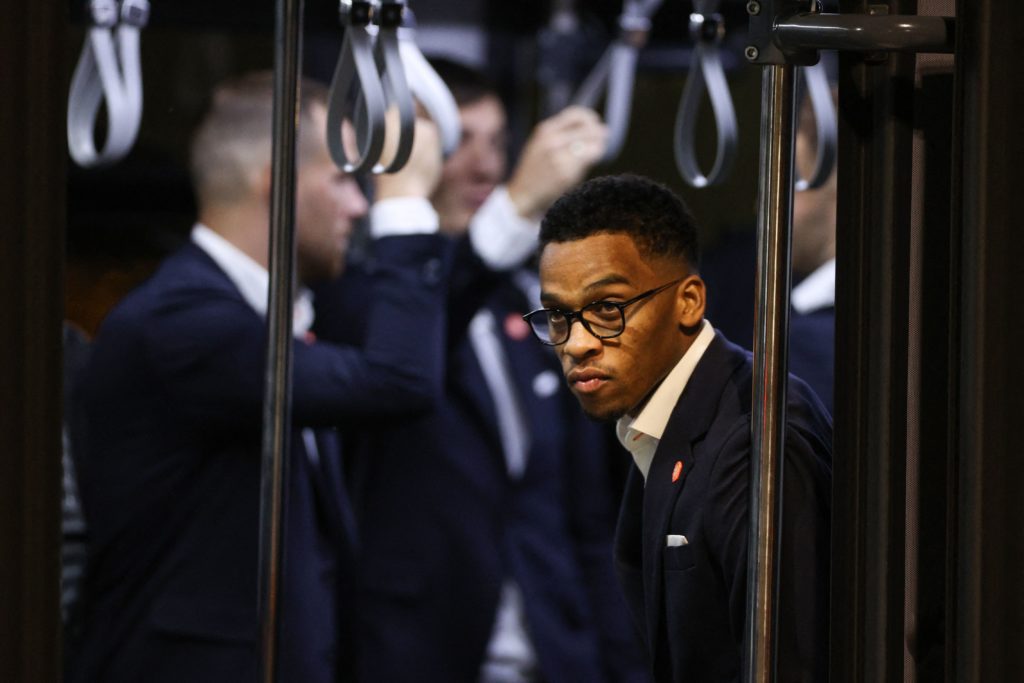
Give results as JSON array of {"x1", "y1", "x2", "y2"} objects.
[
  {"x1": 468, "y1": 186, "x2": 539, "y2": 271},
  {"x1": 370, "y1": 197, "x2": 440, "y2": 238}
]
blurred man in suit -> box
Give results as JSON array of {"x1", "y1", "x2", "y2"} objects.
[
  {"x1": 315, "y1": 61, "x2": 649, "y2": 682},
  {"x1": 528, "y1": 174, "x2": 832, "y2": 682},
  {"x1": 789, "y1": 88, "x2": 838, "y2": 413},
  {"x1": 701, "y1": 77, "x2": 837, "y2": 414},
  {"x1": 70, "y1": 72, "x2": 447, "y2": 683}
]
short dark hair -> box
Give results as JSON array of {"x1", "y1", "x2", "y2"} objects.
[
  {"x1": 190, "y1": 71, "x2": 329, "y2": 205},
  {"x1": 540, "y1": 174, "x2": 701, "y2": 270},
  {"x1": 428, "y1": 58, "x2": 499, "y2": 108}
]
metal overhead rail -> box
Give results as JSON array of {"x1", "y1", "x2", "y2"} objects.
[
  {"x1": 67, "y1": 0, "x2": 149, "y2": 168},
  {"x1": 741, "y1": 2, "x2": 955, "y2": 682},
  {"x1": 773, "y1": 12, "x2": 955, "y2": 53},
  {"x1": 673, "y1": 0, "x2": 738, "y2": 188}
]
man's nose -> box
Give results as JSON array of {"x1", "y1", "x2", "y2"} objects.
[
  {"x1": 467, "y1": 144, "x2": 504, "y2": 179},
  {"x1": 562, "y1": 319, "x2": 602, "y2": 360}
]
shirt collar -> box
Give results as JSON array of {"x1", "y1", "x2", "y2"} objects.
[
  {"x1": 615, "y1": 319, "x2": 716, "y2": 480},
  {"x1": 191, "y1": 223, "x2": 314, "y2": 337},
  {"x1": 791, "y1": 257, "x2": 836, "y2": 314}
]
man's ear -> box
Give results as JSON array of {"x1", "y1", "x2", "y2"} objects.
[{"x1": 677, "y1": 274, "x2": 706, "y2": 330}]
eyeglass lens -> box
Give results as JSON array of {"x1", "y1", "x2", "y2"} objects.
[{"x1": 530, "y1": 302, "x2": 624, "y2": 344}]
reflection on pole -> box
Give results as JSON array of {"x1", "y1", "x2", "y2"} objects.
[
  {"x1": 745, "y1": 62, "x2": 796, "y2": 683},
  {"x1": 257, "y1": 0, "x2": 304, "y2": 680}
]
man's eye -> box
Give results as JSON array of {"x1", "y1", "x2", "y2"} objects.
[
  {"x1": 587, "y1": 302, "x2": 621, "y2": 321},
  {"x1": 548, "y1": 311, "x2": 567, "y2": 323}
]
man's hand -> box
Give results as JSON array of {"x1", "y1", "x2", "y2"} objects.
[
  {"x1": 505, "y1": 106, "x2": 608, "y2": 220},
  {"x1": 375, "y1": 110, "x2": 443, "y2": 200}
]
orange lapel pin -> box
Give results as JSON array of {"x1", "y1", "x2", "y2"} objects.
[{"x1": 672, "y1": 460, "x2": 683, "y2": 483}]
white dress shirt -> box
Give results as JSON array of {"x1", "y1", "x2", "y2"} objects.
[
  {"x1": 791, "y1": 257, "x2": 836, "y2": 314},
  {"x1": 194, "y1": 198, "x2": 440, "y2": 333},
  {"x1": 616, "y1": 320, "x2": 716, "y2": 481},
  {"x1": 191, "y1": 224, "x2": 315, "y2": 337}
]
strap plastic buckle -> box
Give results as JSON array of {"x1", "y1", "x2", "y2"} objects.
[
  {"x1": 376, "y1": 0, "x2": 405, "y2": 28},
  {"x1": 618, "y1": 14, "x2": 652, "y2": 49},
  {"x1": 340, "y1": 0, "x2": 374, "y2": 28},
  {"x1": 88, "y1": 0, "x2": 118, "y2": 28},
  {"x1": 120, "y1": 0, "x2": 151, "y2": 28},
  {"x1": 690, "y1": 12, "x2": 725, "y2": 45}
]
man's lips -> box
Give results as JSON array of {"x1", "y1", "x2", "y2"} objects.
[{"x1": 567, "y1": 368, "x2": 610, "y2": 395}]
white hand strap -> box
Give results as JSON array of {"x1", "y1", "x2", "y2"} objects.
[
  {"x1": 572, "y1": 0, "x2": 663, "y2": 162},
  {"x1": 397, "y1": 12, "x2": 462, "y2": 158},
  {"x1": 68, "y1": 0, "x2": 149, "y2": 168},
  {"x1": 794, "y1": 60, "x2": 838, "y2": 191}
]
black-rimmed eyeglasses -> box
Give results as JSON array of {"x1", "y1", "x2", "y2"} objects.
[{"x1": 523, "y1": 278, "x2": 684, "y2": 346}]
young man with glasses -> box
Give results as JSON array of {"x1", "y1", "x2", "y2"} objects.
[
  {"x1": 527, "y1": 174, "x2": 833, "y2": 682},
  {"x1": 314, "y1": 62, "x2": 648, "y2": 683}
]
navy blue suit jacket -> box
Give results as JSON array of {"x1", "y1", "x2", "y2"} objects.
[
  {"x1": 789, "y1": 306, "x2": 835, "y2": 414},
  {"x1": 71, "y1": 235, "x2": 446, "y2": 683},
  {"x1": 314, "y1": 241, "x2": 649, "y2": 683},
  {"x1": 614, "y1": 332, "x2": 832, "y2": 682}
]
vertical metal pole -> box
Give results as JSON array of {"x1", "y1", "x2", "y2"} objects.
[
  {"x1": 258, "y1": 0, "x2": 304, "y2": 680},
  {"x1": 745, "y1": 63, "x2": 797, "y2": 683}
]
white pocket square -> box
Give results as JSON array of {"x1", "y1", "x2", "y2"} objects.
[{"x1": 666, "y1": 534, "x2": 689, "y2": 547}]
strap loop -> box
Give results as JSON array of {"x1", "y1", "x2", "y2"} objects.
[
  {"x1": 397, "y1": 11, "x2": 462, "y2": 158},
  {"x1": 67, "y1": 0, "x2": 148, "y2": 168},
  {"x1": 326, "y1": 0, "x2": 387, "y2": 173},
  {"x1": 673, "y1": 2, "x2": 738, "y2": 188},
  {"x1": 572, "y1": 0, "x2": 664, "y2": 163},
  {"x1": 371, "y1": 0, "x2": 415, "y2": 173},
  {"x1": 794, "y1": 61, "x2": 837, "y2": 192}
]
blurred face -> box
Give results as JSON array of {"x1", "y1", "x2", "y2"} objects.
[
  {"x1": 538, "y1": 233, "x2": 703, "y2": 421},
  {"x1": 791, "y1": 116, "x2": 837, "y2": 276},
  {"x1": 295, "y1": 108, "x2": 369, "y2": 283},
  {"x1": 432, "y1": 95, "x2": 508, "y2": 234}
]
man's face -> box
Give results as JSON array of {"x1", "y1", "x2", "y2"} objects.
[
  {"x1": 539, "y1": 233, "x2": 694, "y2": 421},
  {"x1": 295, "y1": 108, "x2": 369, "y2": 283},
  {"x1": 432, "y1": 95, "x2": 508, "y2": 234},
  {"x1": 791, "y1": 114, "x2": 837, "y2": 276}
]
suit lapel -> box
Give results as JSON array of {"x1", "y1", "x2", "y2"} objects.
[
  {"x1": 613, "y1": 465, "x2": 648, "y2": 645},
  {"x1": 456, "y1": 336, "x2": 501, "y2": 430},
  {"x1": 180, "y1": 242, "x2": 261, "y2": 313},
  {"x1": 309, "y1": 429, "x2": 359, "y2": 553},
  {"x1": 638, "y1": 332, "x2": 746, "y2": 661},
  {"x1": 460, "y1": 288, "x2": 542, "y2": 479},
  {"x1": 641, "y1": 435, "x2": 695, "y2": 646},
  {"x1": 495, "y1": 300, "x2": 555, "y2": 479}
]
